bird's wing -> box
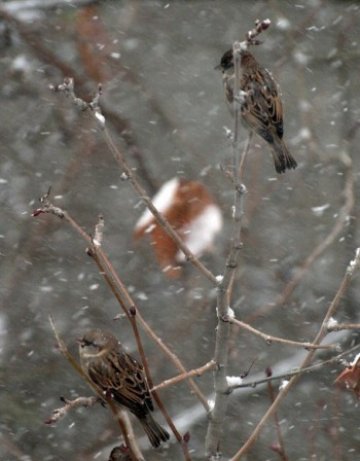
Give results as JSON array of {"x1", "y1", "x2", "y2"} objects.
[
  {"x1": 88, "y1": 351, "x2": 154, "y2": 416},
  {"x1": 241, "y1": 69, "x2": 284, "y2": 141},
  {"x1": 261, "y1": 69, "x2": 284, "y2": 138}
]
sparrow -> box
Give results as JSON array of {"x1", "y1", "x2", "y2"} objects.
[
  {"x1": 217, "y1": 48, "x2": 297, "y2": 174},
  {"x1": 78, "y1": 329, "x2": 170, "y2": 448}
]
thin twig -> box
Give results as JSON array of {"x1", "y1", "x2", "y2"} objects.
[
  {"x1": 230, "y1": 317, "x2": 336, "y2": 350},
  {"x1": 152, "y1": 361, "x2": 216, "y2": 392},
  {"x1": 45, "y1": 396, "x2": 98, "y2": 425},
  {"x1": 205, "y1": 22, "x2": 264, "y2": 455},
  {"x1": 228, "y1": 343, "x2": 360, "y2": 391}
]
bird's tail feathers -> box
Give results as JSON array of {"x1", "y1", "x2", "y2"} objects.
[
  {"x1": 140, "y1": 413, "x2": 170, "y2": 448},
  {"x1": 272, "y1": 139, "x2": 297, "y2": 174}
]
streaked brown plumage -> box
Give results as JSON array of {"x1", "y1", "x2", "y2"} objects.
[
  {"x1": 79, "y1": 329, "x2": 169, "y2": 448},
  {"x1": 218, "y1": 48, "x2": 297, "y2": 174}
]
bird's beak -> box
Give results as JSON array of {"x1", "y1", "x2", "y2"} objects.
[{"x1": 76, "y1": 337, "x2": 83, "y2": 346}]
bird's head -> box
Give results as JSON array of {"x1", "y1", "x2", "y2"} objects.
[
  {"x1": 216, "y1": 48, "x2": 255, "y2": 72},
  {"x1": 78, "y1": 329, "x2": 118, "y2": 358},
  {"x1": 215, "y1": 48, "x2": 234, "y2": 72}
]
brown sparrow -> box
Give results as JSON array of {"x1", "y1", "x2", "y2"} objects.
[
  {"x1": 217, "y1": 48, "x2": 297, "y2": 173},
  {"x1": 79, "y1": 329, "x2": 169, "y2": 448}
]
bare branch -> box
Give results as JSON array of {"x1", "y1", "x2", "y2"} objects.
[
  {"x1": 204, "y1": 19, "x2": 273, "y2": 455},
  {"x1": 152, "y1": 361, "x2": 216, "y2": 392},
  {"x1": 205, "y1": 29, "x2": 254, "y2": 456},
  {"x1": 32, "y1": 188, "x2": 64, "y2": 219},
  {"x1": 44, "y1": 396, "x2": 98, "y2": 426},
  {"x1": 245, "y1": 18, "x2": 271, "y2": 46},
  {"x1": 230, "y1": 317, "x2": 336, "y2": 350},
  {"x1": 327, "y1": 322, "x2": 360, "y2": 332},
  {"x1": 229, "y1": 344, "x2": 360, "y2": 391},
  {"x1": 50, "y1": 77, "x2": 90, "y2": 110}
]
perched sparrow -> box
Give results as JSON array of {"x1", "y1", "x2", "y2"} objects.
[
  {"x1": 78, "y1": 329, "x2": 169, "y2": 448},
  {"x1": 217, "y1": 48, "x2": 297, "y2": 174}
]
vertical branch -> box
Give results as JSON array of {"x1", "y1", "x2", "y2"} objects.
[
  {"x1": 205, "y1": 41, "x2": 249, "y2": 459},
  {"x1": 205, "y1": 20, "x2": 272, "y2": 457}
]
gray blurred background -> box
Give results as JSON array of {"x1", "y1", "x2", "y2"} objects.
[{"x1": 1, "y1": 0, "x2": 360, "y2": 460}]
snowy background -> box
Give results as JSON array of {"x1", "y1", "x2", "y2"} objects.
[{"x1": 1, "y1": 1, "x2": 360, "y2": 460}]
